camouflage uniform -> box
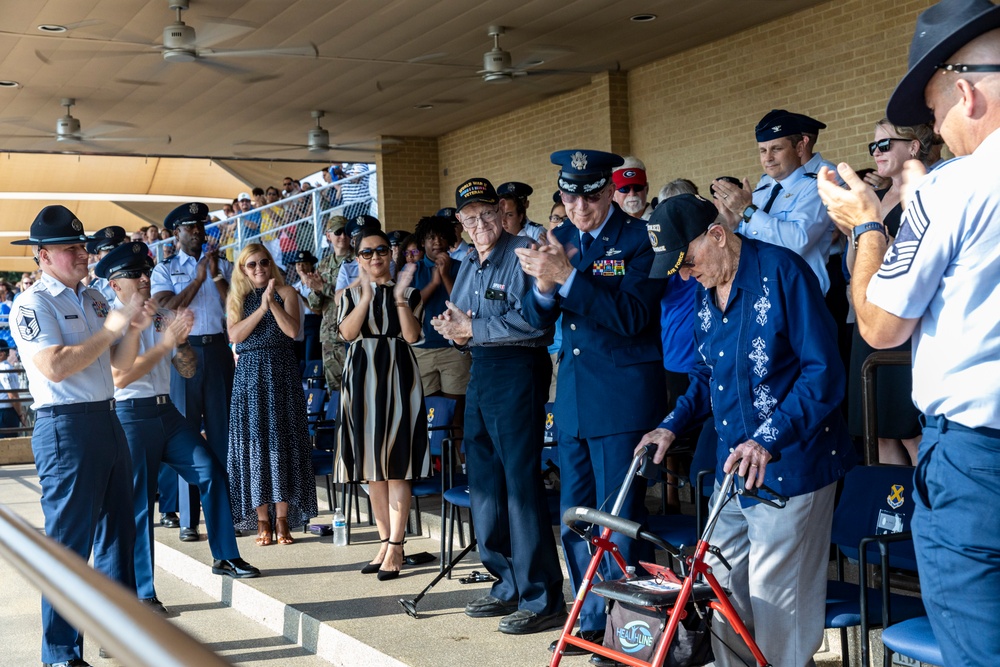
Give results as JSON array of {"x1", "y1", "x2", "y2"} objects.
[{"x1": 307, "y1": 251, "x2": 353, "y2": 391}]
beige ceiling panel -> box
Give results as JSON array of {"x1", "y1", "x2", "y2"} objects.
[
  {"x1": 0, "y1": 153, "x2": 159, "y2": 193},
  {"x1": 145, "y1": 158, "x2": 249, "y2": 198}
]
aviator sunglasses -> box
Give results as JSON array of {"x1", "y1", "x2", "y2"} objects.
[
  {"x1": 358, "y1": 245, "x2": 391, "y2": 260},
  {"x1": 245, "y1": 258, "x2": 271, "y2": 270}
]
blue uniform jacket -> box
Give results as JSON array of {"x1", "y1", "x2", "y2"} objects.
[
  {"x1": 661, "y1": 237, "x2": 855, "y2": 500},
  {"x1": 523, "y1": 204, "x2": 667, "y2": 439}
]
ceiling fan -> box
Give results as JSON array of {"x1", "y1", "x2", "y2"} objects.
[
  {"x1": 477, "y1": 25, "x2": 586, "y2": 84},
  {"x1": 232, "y1": 111, "x2": 399, "y2": 156},
  {"x1": 0, "y1": 98, "x2": 170, "y2": 148},
  {"x1": 33, "y1": 0, "x2": 316, "y2": 72}
]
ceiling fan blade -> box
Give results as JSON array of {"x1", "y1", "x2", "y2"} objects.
[
  {"x1": 234, "y1": 146, "x2": 304, "y2": 156},
  {"x1": 330, "y1": 138, "x2": 403, "y2": 148},
  {"x1": 113, "y1": 78, "x2": 165, "y2": 87},
  {"x1": 199, "y1": 44, "x2": 318, "y2": 59},
  {"x1": 0, "y1": 133, "x2": 55, "y2": 140},
  {"x1": 86, "y1": 121, "x2": 139, "y2": 135},
  {"x1": 62, "y1": 19, "x2": 106, "y2": 32},
  {"x1": 35, "y1": 46, "x2": 156, "y2": 64},
  {"x1": 232, "y1": 140, "x2": 309, "y2": 148},
  {"x1": 193, "y1": 17, "x2": 257, "y2": 49},
  {"x1": 84, "y1": 134, "x2": 172, "y2": 144}
]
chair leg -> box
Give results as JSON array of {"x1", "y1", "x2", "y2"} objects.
[
  {"x1": 413, "y1": 496, "x2": 423, "y2": 536},
  {"x1": 325, "y1": 475, "x2": 334, "y2": 512},
  {"x1": 840, "y1": 627, "x2": 849, "y2": 667}
]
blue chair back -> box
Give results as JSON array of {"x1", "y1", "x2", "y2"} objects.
[
  {"x1": 832, "y1": 464, "x2": 918, "y2": 571},
  {"x1": 303, "y1": 359, "x2": 324, "y2": 388},
  {"x1": 543, "y1": 402, "x2": 558, "y2": 445},
  {"x1": 425, "y1": 396, "x2": 458, "y2": 457},
  {"x1": 304, "y1": 387, "x2": 326, "y2": 423}
]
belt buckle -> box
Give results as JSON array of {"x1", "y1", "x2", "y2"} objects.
[
  {"x1": 156, "y1": 395, "x2": 168, "y2": 405},
  {"x1": 109, "y1": 398, "x2": 116, "y2": 410},
  {"x1": 202, "y1": 335, "x2": 211, "y2": 345}
]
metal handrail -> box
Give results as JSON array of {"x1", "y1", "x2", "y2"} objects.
[
  {"x1": 0, "y1": 502, "x2": 232, "y2": 666},
  {"x1": 860, "y1": 350, "x2": 912, "y2": 466}
]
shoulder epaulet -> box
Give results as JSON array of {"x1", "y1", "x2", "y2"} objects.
[
  {"x1": 753, "y1": 184, "x2": 769, "y2": 193},
  {"x1": 805, "y1": 172, "x2": 818, "y2": 179}
]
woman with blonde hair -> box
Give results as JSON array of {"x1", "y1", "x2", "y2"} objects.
[{"x1": 227, "y1": 243, "x2": 317, "y2": 545}]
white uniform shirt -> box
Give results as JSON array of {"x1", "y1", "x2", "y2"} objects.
[
  {"x1": 10, "y1": 273, "x2": 116, "y2": 409},
  {"x1": 113, "y1": 305, "x2": 174, "y2": 401},
  {"x1": 867, "y1": 128, "x2": 1000, "y2": 430},
  {"x1": 90, "y1": 276, "x2": 117, "y2": 305},
  {"x1": 741, "y1": 166, "x2": 831, "y2": 294},
  {"x1": 150, "y1": 248, "x2": 232, "y2": 336}
]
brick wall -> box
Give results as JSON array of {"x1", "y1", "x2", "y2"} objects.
[
  {"x1": 431, "y1": 0, "x2": 936, "y2": 210},
  {"x1": 376, "y1": 135, "x2": 440, "y2": 232}
]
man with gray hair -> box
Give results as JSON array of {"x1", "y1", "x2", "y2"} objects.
[{"x1": 818, "y1": 1, "x2": 1000, "y2": 663}]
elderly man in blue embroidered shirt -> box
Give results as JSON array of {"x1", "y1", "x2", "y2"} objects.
[{"x1": 638, "y1": 194, "x2": 855, "y2": 667}]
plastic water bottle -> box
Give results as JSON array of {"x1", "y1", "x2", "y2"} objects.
[{"x1": 332, "y1": 507, "x2": 347, "y2": 546}]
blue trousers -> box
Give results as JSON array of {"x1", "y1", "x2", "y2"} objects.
[
  {"x1": 913, "y1": 416, "x2": 1000, "y2": 667},
  {"x1": 169, "y1": 338, "x2": 234, "y2": 529},
  {"x1": 464, "y1": 346, "x2": 564, "y2": 615},
  {"x1": 559, "y1": 430, "x2": 651, "y2": 632},
  {"x1": 157, "y1": 463, "x2": 178, "y2": 513},
  {"x1": 117, "y1": 400, "x2": 241, "y2": 599},
  {"x1": 32, "y1": 410, "x2": 136, "y2": 664}
]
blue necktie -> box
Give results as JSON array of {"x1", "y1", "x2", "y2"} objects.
[
  {"x1": 762, "y1": 183, "x2": 783, "y2": 214},
  {"x1": 580, "y1": 232, "x2": 593, "y2": 256}
]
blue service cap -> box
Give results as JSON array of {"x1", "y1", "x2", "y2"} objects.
[
  {"x1": 386, "y1": 230, "x2": 407, "y2": 246},
  {"x1": 550, "y1": 149, "x2": 624, "y2": 195},
  {"x1": 164, "y1": 202, "x2": 210, "y2": 231},
  {"x1": 292, "y1": 249, "x2": 318, "y2": 265},
  {"x1": 496, "y1": 181, "x2": 534, "y2": 200},
  {"x1": 12, "y1": 205, "x2": 91, "y2": 246},
  {"x1": 754, "y1": 109, "x2": 810, "y2": 142},
  {"x1": 435, "y1": 207, "x2": 457, "y2": 221},
  {"x1": 94, "y1": 241, "x2": 154, "y2": 280},
  {"x1": 86, "y1": 226, "x2": 127, "y2": 255},
  {"x1": 346, "y1": 214, "x2": 380, "y2": 238}
]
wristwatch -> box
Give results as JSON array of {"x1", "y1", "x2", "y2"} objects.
[
  {"x1": 741, "y1": 205, "x2": 758, "y2": 222},
  {"x1": 852, "y1": 221, "x2": 888, "y2": 249}
]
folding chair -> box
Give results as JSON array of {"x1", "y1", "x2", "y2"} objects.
[
  {"x1": 302, "y1": 359, "x2": 324, "y2": 389},
  {"x1": 410, "y1": 396, "x2": 461, "y2": 543},
  {"x1": 311, "y1": 392, "x2": 339, "y2": 512},
  {"x1": 881, "y1": 616, "x2": 942, "y2": 667},
  {"x1": 825, "y1": 464, "x2": 925, "y2": 667},
  {"x1": 304, "y1": 387, "x2": 326, "y2": 434}
]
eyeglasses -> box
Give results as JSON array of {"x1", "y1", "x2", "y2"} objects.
[
  {"x1": 560, "y1": 191, "x2": 605, "y2": 206},
  {"x1": 245, "y1": 258, "x2": 271, "y2": 270},
  {"x1": 616, "y1": 185, "x2": 646, "y2": 194},
  {"x1": 404, "y1": 249, "x2": 422, "y2": 258},
  {"x1": 548, "y1": 215, "x2": 565, "y2": 223},
  {"x1": 459, "y1": 208, "x2": 498, "y2": 230},
  {"x1": 110, "y1": 268, "x2": 152, "y2": 280},
  {"x1": 358, "y1": 245, "x2": 391, "y2": 260},
  {"x1": 868, "y1": 138, "x2": 907, "y2": 156}
]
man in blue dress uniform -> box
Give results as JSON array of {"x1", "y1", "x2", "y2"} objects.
[
  {"x1": 11, "y1": 205, "x2": 149, "y2": 667},
  {"x1": 818, "y1": 2, "x2": 1000, "y2": 663},
  {"x1": 517, "y1": 149, "x2": 667, "y2": 655},
  {"x1": 151, "y1": 203, "x2": 234, "y2": 543},
  {"x1": 97, "y1": 243, "x2": 260, "y2": 617}
]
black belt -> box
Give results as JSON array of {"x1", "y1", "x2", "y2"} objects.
[
  {"x1": 188, "y1": 333, "x2": 226, "y2": 346},
  {"x1": 36, "y1": 399, "x2": 116, "y2": 418},
  {"x1": 923, "y1": 414, "x2": 1000, "y2": 440},
  {"x1": 116, "y1": 395, "x2": 171, "y2": 409}
]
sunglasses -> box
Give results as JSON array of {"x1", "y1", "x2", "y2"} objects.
[
  {"x1": 868, "y1": 138, "x2": 907, "y2": 156},
  {"x1": 328, "y1": 228, "x2": 346, "y2": 236},
  {"x1": 560, "y1": 191, "x2": 604, "y2": 206},
  {"x1": 245, "y1": 258, "x2": 271, "y2": 270},
  {"x1": 358, "y1": 245, "x2": 391, "y2": 260},
  {"x1": 110, "y1": 268, "x2": 152, "y2": 280},
  {"x1": 616, "y1": 185, "x2": 645, "y2": 194}
]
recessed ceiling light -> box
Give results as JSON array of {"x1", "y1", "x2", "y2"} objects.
[
  {"x1": 0, "y1": 80, "x2": 20, "y2": 88},
  {"x1": 415, "y1": 104, "x2": 434, "y2": 110},
  {"x1": 629, "y1": 14, "x2": 657, "y2": 22},
  {"x1": 37, "y1": 24, "x2": 68, "y2": 33}
]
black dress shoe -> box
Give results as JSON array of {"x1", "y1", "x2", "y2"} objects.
[
  {"x1": 159, "y1": 512, "x2": 180, "y2": 528},
  {"x1": 43, "y1": 659, "x2": 92, "y2": 667},
  {"x1": 498, "y1": 608, "x2": 568, "y2": 635},
  {"x1": 549, "y1": 629, "x2": 605, "y2": 655},
  {"x1": 179, "y1": 526, "x2": 199, "y2": 542},
  {"x1": 212, "y1": 558, "x2": 261, "y2": 579},
  {"x1": 464, "y1": 594, "x2": 518, "y2": 618},
  {"x1": 140, "y1": 596, "x2": 169, "y2": 616}
]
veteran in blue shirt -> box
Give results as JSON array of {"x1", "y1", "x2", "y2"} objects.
[{"x1": 639, "y1": 195, "x2": 854, "y2": 667}]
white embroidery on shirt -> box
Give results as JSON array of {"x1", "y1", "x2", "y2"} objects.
[
  {"x1": 754, "y1": 417, "x2": 779, "y2": 444},
  {"x1": 698, "y1": 296, "x2": 712, "y2": 332},
  {"x1": 753, "y1": 384, "x2": 777, "y2": 419},
  {"x1": 749, "y1": 336, "x2": 769, "y2": 378},
  {"x1": 754, "y1": 283, "x2": 771, "y2": 326}
]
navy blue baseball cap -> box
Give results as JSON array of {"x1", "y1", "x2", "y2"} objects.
[
  {"x1": 164, "y1": 202, "x2": 210, "y2": 231},
  {"x1": 94, "y1": 241, "x2": 154, "y2": 280},
  {"x1": 86, "y1": 226, "x2": 127, "y2": 255},
  {"x1": 887, "y1": 0, "x2": 1000, "y2": 125},
  {"x1": 12, "y1": 205, "x2": 91, "y2": 246},
  {"x1": 550, "y1": 149, "x2": 624, "y2": 195},
  {"x1": 346, "y1": 214, "x2": 380, "y2": 238},
  {"x1": 497, "y1": 181, "x2": 534, "y2": 201},
  {"x1": 647, "y1": 194, "x2": 721, "y2": 279}
]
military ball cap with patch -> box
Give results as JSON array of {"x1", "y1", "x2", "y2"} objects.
[
  {"x1": 647, "y1": 194, "x2": 721, "y2": 279},
  {"x1": 455, "y1": 178, "x2": 499, "y2": 212},
  {"x1": 163, "y1": 202, "x2": 210, "y2": 231},
  {"x1": 550, "y1": 149, "x2": 624, "y2": 195},
  {"x1": 86, "y1": 226, "x2": 127, "y2": 255},
  {"x1": 94, "y1": 241, "x2": 154, "y2": 280},
  {"x1": 12, "y1": 205, "x2": 92, "y2": 246}
]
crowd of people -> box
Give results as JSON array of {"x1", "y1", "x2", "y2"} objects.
[{"x1": 6, "y1": 0, "x2": 1000, "y2": 665}]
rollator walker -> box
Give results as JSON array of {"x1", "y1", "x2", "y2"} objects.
[{"x1": 550, "y1": 444, "x2": 787, "y2": 667}]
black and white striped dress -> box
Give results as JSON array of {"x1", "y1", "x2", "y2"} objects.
[{"x1": 335, "y1": 283, "x2": 429, "y2": 482}]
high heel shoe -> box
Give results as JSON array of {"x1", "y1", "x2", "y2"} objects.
[
  {"x1": 255, "y1": 519, "x2": 272, "y2": 547},
  {"x1": 361, "y1": 538, "x2": 389, "y2": 574},
  {"x1": 377, "y1": 540, "x2": 404, "y2": 581},
  {"x1": 275, "y1": 517, "x2": 294, "y2": 545}
]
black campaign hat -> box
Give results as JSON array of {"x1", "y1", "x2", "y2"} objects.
[
  {"x1": 86, "y1": 226, "x2": 127, "y2": 255},
  {"x1": 94, "y1": 241, "x2": 154, "y2": 280},
  {"x1": 455, "y1": 178, "x2": 499, "y2": 212},
  {"x1": 292, "y1": 249, "x2": 318, "y2": 265},
  {"x1": 550, "y1": 149, "x2": 623, "y2": 194},
  {"x1": 647, "y1": 194, "x2": 721, "y2": 279},
  {"x1": 164, "y1": 202, "x2": 210, "y2": 231},
  {"x1": 497, "y1": 181, "x2": 534, "y2": 200},
  {"x1": 887, "y1": 0, "x2": 1000, "y2": 125},
  {"x1": 12, "y1": 205, "x2": 91, "y2": 246}
]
